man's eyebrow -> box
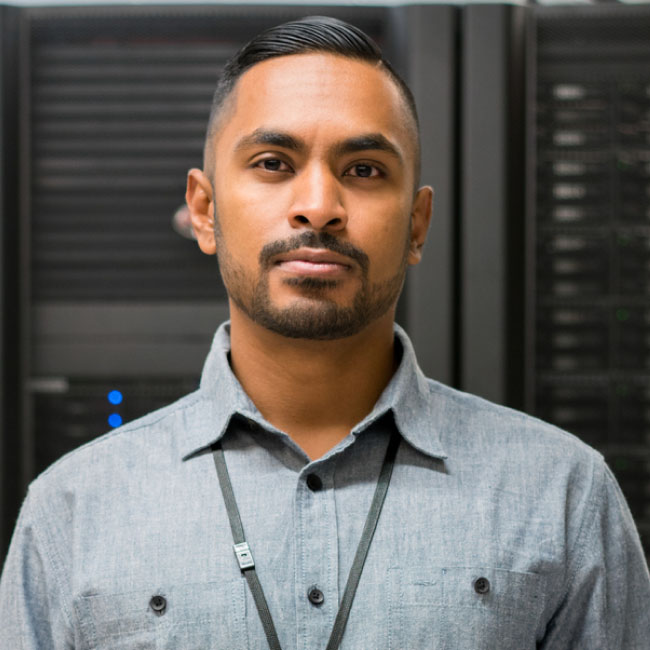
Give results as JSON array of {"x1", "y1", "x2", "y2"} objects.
[
  {"x1": 234, "y1": 129, "x2": 304, "y2": 153},
  {"x1": 234, "y1": 129, "x2": 403, "y2": 162},
  {"x1": 333, "y1": 133, "x2": 403, "y2": 161}
]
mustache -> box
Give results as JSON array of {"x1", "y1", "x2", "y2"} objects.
[{"x1": 259, "y1": 231, "x2": 369, "y2": 274}]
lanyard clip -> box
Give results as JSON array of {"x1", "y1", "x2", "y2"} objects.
[{"x1": 233, "y1": 542, "x2": 255, "y2": 570}]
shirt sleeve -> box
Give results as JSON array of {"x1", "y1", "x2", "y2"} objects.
[
  {"x1": 539, "y1": 459, "x2": 650, "y2": 649},
  {"x1": 0, "y1": 489, "x2": 74, "y2": 649}
]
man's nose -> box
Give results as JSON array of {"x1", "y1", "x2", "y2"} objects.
[{"x1": 287, "y1": 165, "x2": 347, "y2": 232}]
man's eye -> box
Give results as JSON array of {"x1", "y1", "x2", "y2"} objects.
[
  {"x1": 256, "y1": 159, "x2": 289, "y2": 172},
  {"x1": 346, "y1": 164, "x2": 381, "y2": 178}
]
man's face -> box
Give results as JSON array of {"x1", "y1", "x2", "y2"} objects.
[{"x1": 188, "y1": 52, "x2": 431, "y2": 339}]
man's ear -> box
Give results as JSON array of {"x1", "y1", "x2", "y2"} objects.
[
  {"x1": 407, "y1": 186, "x2": 433, "y2": 265},
  {"x1": 186, "y1": 168, "x2": 217, "y2": 255}
]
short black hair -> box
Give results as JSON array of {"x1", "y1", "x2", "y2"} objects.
[{"x1": 203, "y1": 15, "x2": 420, "y2": 182}]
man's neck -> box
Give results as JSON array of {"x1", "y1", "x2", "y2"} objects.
[{"x1": 228, "y1": 308, "x2": 398, "y2": 460}]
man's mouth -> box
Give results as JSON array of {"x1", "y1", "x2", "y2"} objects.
[
  {"x1": 259, "y1": 232, "x2": 369, "y2": 276},
  {"x1": 273, "y1": 248, "x2": 353, "y2": 277}
]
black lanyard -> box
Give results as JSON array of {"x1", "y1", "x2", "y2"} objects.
[{"x1": 211, "y1": 426, "x2": 400, "y2": 650}]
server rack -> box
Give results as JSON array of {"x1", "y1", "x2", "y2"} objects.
[
  {"x1": 530, "y1": 5, "x2": 650, "y2": 557},
  {"x1": 452, "y1": 4, "x2": 650, "y2": 559}
]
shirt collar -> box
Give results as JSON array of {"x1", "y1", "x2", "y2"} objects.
[{"x1": 181, "y1": 321, "x2": 447, "y2": 461}]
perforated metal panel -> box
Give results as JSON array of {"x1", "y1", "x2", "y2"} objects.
[{"x1": 29, "y1": 16, "x2": 234, "y2": 301}]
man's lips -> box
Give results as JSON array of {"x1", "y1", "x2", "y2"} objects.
[{"x1": 273, "y1": 248, "x2": 354, "y2": 276}]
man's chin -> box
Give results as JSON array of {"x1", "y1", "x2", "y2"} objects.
[{"x1": 249, "y1": 302, "x2": 369, "y2": 341}]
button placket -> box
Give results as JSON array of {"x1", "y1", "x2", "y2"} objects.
[{"x1": 295, "y1": 464, "x2": 338, "y2": 644}]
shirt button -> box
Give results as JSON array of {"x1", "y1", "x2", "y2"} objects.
[
  {"x1": 306, "y1": 474, "x2": 323, "y2": 492},
  {"x1": 149, "y1": 595, "x2": 167, "y2": 615},
  {"x1": 308, "y1": 587, "x2": 325, "y2": 605},
  {"x1": 473, "y1": 577, "x2": 490, "y2": 595}
]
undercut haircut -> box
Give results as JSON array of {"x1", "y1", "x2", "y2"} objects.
[{"x1": 203, "y1": 15, "x2": 420, "y2": 183}]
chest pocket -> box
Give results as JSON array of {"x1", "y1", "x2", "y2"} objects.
[
  {"x1": 388, "y1": 566, "x2": 546, "y2": 650},
  {"x1": 74, "y1": 579, "x2": 248, "y2": 650}
]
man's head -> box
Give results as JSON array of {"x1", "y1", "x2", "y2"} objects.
[
  {"x1": 203, "y1": 16, "x2": 421, "y2": 185},
  {"x1": 187, "y1": 16, "x2": 432, "y2": 340}
]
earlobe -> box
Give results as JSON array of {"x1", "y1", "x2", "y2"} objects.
[
  {"x1": 407, "y1": 186, "x2": 433, "y2": 265},
  {"x1": 186, "y1": 168, "x2": 217, "y2": 255}
]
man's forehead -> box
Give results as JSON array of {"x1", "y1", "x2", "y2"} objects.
[{"x1": 215, "y1": 52, "x2": 416, "y2": 153}]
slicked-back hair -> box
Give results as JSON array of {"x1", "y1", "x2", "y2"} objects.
[{"x1": 203, "y1": 15, "x2": 420, "y2": 183}]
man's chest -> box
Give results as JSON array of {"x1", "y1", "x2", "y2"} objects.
[{"x1": 67, "y1": 447, "x2": 558, "y2": 650}]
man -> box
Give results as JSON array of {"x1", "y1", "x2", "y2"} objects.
[{"x1": 1, "y1": 15, "x2": 648, "y2": 649}]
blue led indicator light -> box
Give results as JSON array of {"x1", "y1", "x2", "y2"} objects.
[
  {"x1": 108, "y1": 413, "x2": 123, "y2": 428},
  {"x1": 107, "y1": 390, "x2": 123, "y2": 405}
]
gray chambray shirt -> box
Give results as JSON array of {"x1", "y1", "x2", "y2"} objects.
[{"x1": 1, "y1": 323, "x2": 649, "y2": 649}]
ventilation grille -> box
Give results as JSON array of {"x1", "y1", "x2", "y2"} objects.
[
  {"x1": 538, "y1": 6, "x2": 650, "y2": 58},
  {"x1": 29, "y1": 21, "x2": 233, "y2": 301}
]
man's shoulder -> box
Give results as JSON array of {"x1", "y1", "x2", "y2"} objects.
[{"x1": 421, "y1": 376, "x2": 604, "y2": 468}]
